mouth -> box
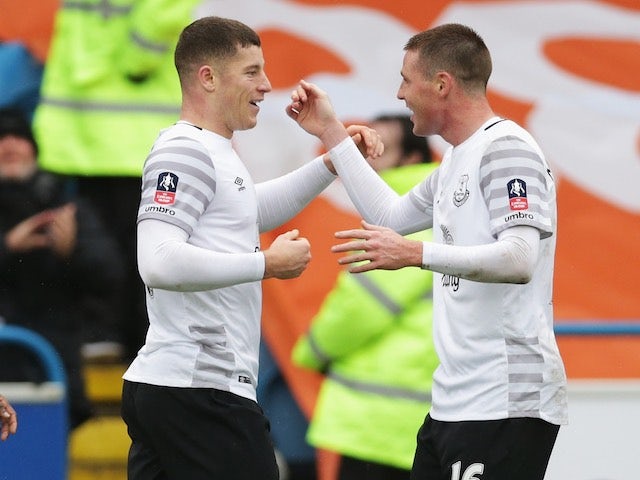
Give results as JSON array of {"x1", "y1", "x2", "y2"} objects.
[{"x1": 249, "y1": 99, "x2": 263, "y2": 110}]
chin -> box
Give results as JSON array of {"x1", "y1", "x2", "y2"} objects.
[{"x1": 244, "y1": 117, "x2": 258, "y2": 130}]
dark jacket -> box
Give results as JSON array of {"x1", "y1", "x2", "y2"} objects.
[
  {"x1": 0, "y1": 170, "x2": 125, "y2": 428},
  {"x1": 0, "y1": 171, "x2": 124, "y2": 329}
]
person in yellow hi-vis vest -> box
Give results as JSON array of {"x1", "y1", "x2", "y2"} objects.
[
  {"x1": 33, "y1": 1, "x2": 199, "y2": 360},
  {"x1": 293, "y1": 115, "x2": 439, "y2": 480}
]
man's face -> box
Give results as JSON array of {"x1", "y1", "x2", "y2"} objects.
[
  {"x1": 0, "y1": 134, "x2": 37, "y2": 180},
  {"x1": 397, "y1": 50, "x2": 440, "y2": 137},
  {"x1": 213, "y1": 45, "x2": 272, "y2": 137}
]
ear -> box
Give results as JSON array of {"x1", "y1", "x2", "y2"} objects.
[
  {"x1": 198, "y1": 65, "x2": 216, "y2": 92},
  {"x1": 435, "y1": 71, "x2": 452, "y2": 96}
]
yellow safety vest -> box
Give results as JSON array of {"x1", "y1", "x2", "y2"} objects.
[
  {"x1": 293, "y1": 162, "x2": 439, "y2": 469},
  {"x1": 33, "y1": 0, "x2": 198, "y2": 176}
]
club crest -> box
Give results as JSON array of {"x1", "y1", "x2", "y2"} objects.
[{"x1": 453, "y1": 174, "x2": 470, "y2": 207}]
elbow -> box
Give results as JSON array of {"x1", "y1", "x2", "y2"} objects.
[
  {"x1": 138, "y1": 264, "x2": 160, "y2": 288},
  {"x1": 138, "y1": 259, "x2": 171, "y2": 289},
  {"x1": 511, "y1": 270, "x2": 533, "y2": 284},
  {"x1": 506, "y1": 260, "x2": 534, "y2": 284},
  {"x1": 500, "y1": 232, "x2": 538, "y2": 284}
]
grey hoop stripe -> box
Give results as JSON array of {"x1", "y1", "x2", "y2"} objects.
[
  {"x1": 147, "y1": 148, "x2": 212, "y2": 170},
  {"x1": 508, "y1": 373, "x2": 544, "y2": 383},
  {"x1": 509, "y1": 391, "x2": 541, "y2": 402},
  {"x1": 507, "y1": 336, "x2": 545, "y2": 416},
  {"x1": 191, "y1": 325, "x2": 235, "y2": 385},
  {"x1": 192, "y1": 355, "x2": 234, "y2": 385},
  {"x1": 482, "y1": 147, "x2": 542, "y2": 164},
  {"x1": 507, "y1": 353, "x2": 544, "y2": 364},
  {"x1": 190, "y1": 325, "x2": 226, "y2": 336},
  {"x1": 40, "y1": 97, "x2": 180, "y2": 115},
  {"x1": 146, "y1": 157, "x2": 213, "y2": 183},
  {"x1": 328, "y1": 371, "x2": 431, "y2": 403},
  {"x1": 505, "y1": 337, "x2": 540, "y2": 346}
]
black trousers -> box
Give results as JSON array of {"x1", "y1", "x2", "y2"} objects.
[
  {"x1": 411, "y1": 414, "x2": 560, "y2": 480},
  {"x1": 121, "y1": 381, "x2": 279, "y2": 480}
]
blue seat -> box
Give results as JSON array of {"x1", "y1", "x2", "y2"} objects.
[{"x1": 0, "y1": 324, "x2": 68, "y2": 480}]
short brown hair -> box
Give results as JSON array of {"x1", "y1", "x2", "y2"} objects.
[
  {"x1": 405, "y1": 23, "x2": 492, "y2": 93},
  {"x1": 174, "y1": 16, "x2": 261, "y2": 82}
]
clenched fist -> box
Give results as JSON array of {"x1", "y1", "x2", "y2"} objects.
[{"x1": 263, "y1": 229, "x2": 311, "y2": 280}]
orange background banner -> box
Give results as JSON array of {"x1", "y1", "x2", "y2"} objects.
[{"x1": 3, "y1": 4, "x2": 639, "y2": 475}]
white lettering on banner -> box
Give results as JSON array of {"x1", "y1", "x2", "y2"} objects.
[{"x1": 436, "y1": 2, "x2": 640, "y2": 213}]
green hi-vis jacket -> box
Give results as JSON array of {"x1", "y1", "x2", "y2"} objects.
[
  {"x1": 292, "y1": 162, "x2": 440, "y2": 470},
  {"x1": 33, "y1": 0, "x2": 199, "y2": 177}
]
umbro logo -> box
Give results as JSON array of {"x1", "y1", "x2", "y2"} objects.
[{"x1": 235, "y1": 176, "x2": 246, "y2": 191}]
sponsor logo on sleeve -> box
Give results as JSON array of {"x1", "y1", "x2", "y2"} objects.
[
  {"x1": 507, "y1": 178, "x2": 528, "y2": 210},
  {"x1": 155, "y1": 172, "x2": 179, "y2": 205}
]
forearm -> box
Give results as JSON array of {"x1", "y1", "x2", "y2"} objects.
[
  {"x1": 330, "y1": 138, "x2": 427, "y2": 234},
  {"x1": 256, "y1": 156, "x2": 335, "y2": 232},
  {"x1": 422, "y1": 226, "x2": 539, "y2": 283},
  {"x1": 137, "y1": 220, "x2": 265, "y2": 291}
]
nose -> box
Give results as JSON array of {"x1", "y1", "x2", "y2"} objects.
[{"x1": 260, "y1": 72, "x2": 272, "y2": 93}]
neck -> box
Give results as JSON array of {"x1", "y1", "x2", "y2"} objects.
[{"x1": 441, "y1": 96, "x2": 495, "y2": 147}]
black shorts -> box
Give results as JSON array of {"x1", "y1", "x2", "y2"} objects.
[
  {"x1": 121, "y1": 380, "x2": 279, "y2": 480},
  {"x1": 411, "y1": 414, "x2": 560, "y2": 480}
]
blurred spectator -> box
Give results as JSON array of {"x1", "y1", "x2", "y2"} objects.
[
  {"x1": 293, "y1": 114, "x2": 439, "y2": 479},
  {"x1": 32, "y1": 1, "x2": 199, "y2": 360},
  {"x1": 0, "y1": 108, "x2": 125, "y2": 429}
]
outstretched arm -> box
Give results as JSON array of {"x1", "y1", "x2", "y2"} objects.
[
  {"x1": 333, "y1": 221, "x2": 539, "y2": 284},
  {"x1": 137, "y1": 220, "x2": 311, "y2": 290},
  {"x1": 288, "y1": 80, "x2": 428, "y2": 231},
  {"x1": 257, "y1": 123, "x2": 384, "y2": 232}
]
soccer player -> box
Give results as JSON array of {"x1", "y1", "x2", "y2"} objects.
[
  {"x1": 120, "y1": 16, "x2": 382, "y2": 480},
  {"x1": 288, "y1": 22, "x2": 567, "y2": 480}
]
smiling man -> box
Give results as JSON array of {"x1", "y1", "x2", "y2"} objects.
[
  {"x1": 288, "y1": 22, "x2": 567, "y2": 480},
  {"x1": 120, "y1": 16, "x2": 382, "y2": 480}
]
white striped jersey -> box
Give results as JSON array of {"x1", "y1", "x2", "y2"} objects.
[
  {"x1": 123, "y1": 122, "x2": 262, "y2": 401},
  {"x1": 410, "y1": 117, "x2": 568, "y2": 425}
]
